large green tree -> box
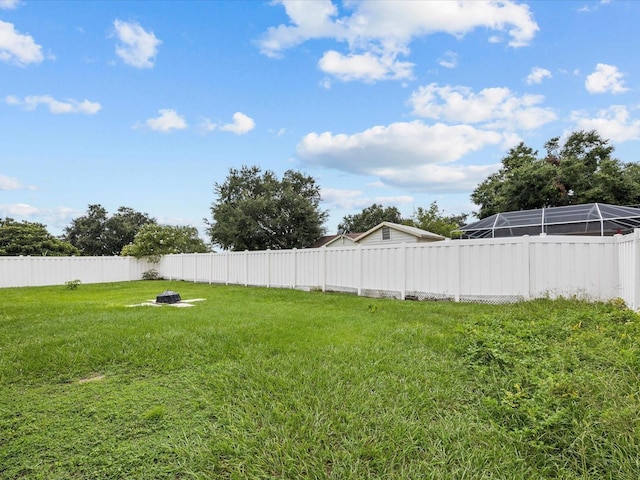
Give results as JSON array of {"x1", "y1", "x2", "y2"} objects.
[
  {"x1": 0, "y1": 218, "x2": 79, "y2": 256},
  {"x1": 64, "y1": 204, "x2": 156, "y2": 255},
  {"x1": 338, "y1": 203, "x2": 402, "y2": 234},
  {"x1": 407, "y1": 201, "x2": 468, "y2": 237},
  {"x1": 471, "y1": 130, "x2": 640, "y2": 219},
  {"x1": 121, "y1": 224, "x2": 209, "y2": 261},
  {"x1": 208, "y1": 166, "x2": 327, "y2": 251}
]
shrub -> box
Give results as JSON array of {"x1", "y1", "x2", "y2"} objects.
[
  {"x1": 64, "y1": 279, "x2": 81, "y2": 290},
  {"x1": 142, "y1": 269, "x2": 160, "y2": 280}
]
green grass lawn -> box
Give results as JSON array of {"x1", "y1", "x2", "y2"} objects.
[{"x1": 1, "y1": 281, "x2": 639, "y2": 479}]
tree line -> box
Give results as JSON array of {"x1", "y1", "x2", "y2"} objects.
[
  {"x1": 2, "y1": 130, "x2": 636, "y2": 256},
  {"x1": 0, "y1": 206, "x2": 208, "y2": 258}
]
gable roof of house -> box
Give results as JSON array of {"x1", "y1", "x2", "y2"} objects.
[
  {"x1": 353, "y1": 222, "x2": 446, "y2": 242},
  {"x1": 323, "y1": 233, "x2": 360, "y2": 247},
  {"x1": 306, "y1": 235, "x2": 338, "y2": 248},
  {"x1": 306, "y1": 232, "x2": 361, "y2": 248}
]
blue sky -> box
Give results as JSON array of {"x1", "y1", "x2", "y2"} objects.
[{"x1": 2, "y1": 0, "x2": 640, "y2": 238}]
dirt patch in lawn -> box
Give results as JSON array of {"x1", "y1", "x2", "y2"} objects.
[{"x1": 77, "y1": 373, "x2": 105, "y2": 384}]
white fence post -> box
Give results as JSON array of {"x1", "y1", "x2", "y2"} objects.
[
  {"x1": 209, "y1": 253, "x2": 213, "y2": 284},
  {"x1": 357, "y1": 245, "x2": 363, "y2": 297},
  {"x1": 633, "y1": 229, "x2": 640, "y2": 310},
  {"x1": 244, "y1": 250, "x2": 249, "y2": 287},
  {"x1": 292, "y1": 248, "x2": 297, "y2": 289},
  {"x1": 322, "y1": 247, "x2": 327, "y2": 292},
  {"x1": 266, "y1": 249, "x2": 271, "y2": 289},
  {"x1": 522, "y1": 235, "x2": 531, "y2": 300},
  {"x1": 400, "y1": 242, "x2": 407, "y2": 300},
  {"x1": 453, "y1": 241, "x2": 461, "y2": 302}
]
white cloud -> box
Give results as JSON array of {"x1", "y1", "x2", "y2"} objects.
[
  {"x1": 373, "y1": 163, "x2": 500, "y2": 192},
  {"x1": 585, "y1": 63, "x2": 628, "y2": 94},
  {"x1": 298, "y1": 121, "x2": 502, "y2": 169},
  {"x1": 438, "y1": 51, "x2": 458, "y2": 69},
  {"x1": 4, "y1": 94, "x2": 19, "y2": 105},
  {"x1": 199, "y1": 112, "x2": 255, "y2": 135},
  {"x1": 526, "y1": 66, "x2": 552, "y2": 85},
  {"x1": 199, "y1": 118, "x2": 217, "y2": 133},
  {"x1": 0, "y1": 174, "x2": 34, "y2": 190},
  {"x1": 321, "y1": 188, "x2": 372, "y2": 210},
  {"x1": 376, "y1": 195, "x2": 414, "y2": 205},
  {"x1": 409, "y1": 83, "x2": 556, "y2": 130},
  {"x1": 297, "y1": 120, "x2": 504, "y2": 191},
  {"x1": 0, "y1": 204, "x2": 79, "y2": 231},
  {"x1": 578, "y1": 0, "x2": 612, "y2": 13},
  {"x1": 259, "y1": 1, "x2": 538, "y2": 82},
  {"x1": 258, "y1": 0, "x2": 344, "y2": 58},
  {"x1": 261, "y1": 1, "x2": 538, "y2": 54},
  {"x1": 321, "y1": 188, "x2": 414, "y2": 210},
  {"x1": 0, "y1": 202, "x2": 40, "y2": 217},
  {"x1": 0, "y1": 0, "x2": 20, "y2": 10},
  {"x1": 319, "y1": 77, "x2": 332, "y2": 89},
  {"x1": 571, "y1": 105, "x2": 640, "y2": 142},
  {"x1": 219, "y1": 112, "x2": 255, "y2": 135},
  {"x1": 0, "y1": 20, "x2": 44, "y2": 66},
  {"x1": 6, "y1": 95, "x2": 101, "y2": 114},
  {"x1": 139, "y1": 109, "x2": 188, "y2": 132},
  {"x1": 318, "y1": 50, "x2": 414, "y2": 82},
  {"x1": 113, "y1": 19, "x2": 161, "y2": 69}
]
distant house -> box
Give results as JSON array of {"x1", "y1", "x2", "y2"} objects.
[
  {"x1": 324, "y1": 233, "x2": 360, "y2": 247},
  {"x1": 306, "y1": 233, "x2": 360, "y2": 248},
  {"x1": 308, "y1": 222, "x2": 446, "y2": 248},
  {"x1": 353, "y1": 222, "x2": 446, "y2": 246}
]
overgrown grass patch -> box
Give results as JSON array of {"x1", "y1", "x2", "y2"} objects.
[{"x1": 0, "y1": 281, "x2": 639, "y2": 478}]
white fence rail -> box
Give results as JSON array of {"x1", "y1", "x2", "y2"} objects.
[{"x1": 2, "y1": 231, "x2": 640, "y2": 309}]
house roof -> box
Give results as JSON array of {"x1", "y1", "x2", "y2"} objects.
[
  {"x1": 306, "y1": 235, "x2": 338, "y2": 248},
  {"x1": 306, "y1": 232, "x2": 361, "y2": 248},
  {"x1": 460, "y1": 203, "x2": 640, "y2": 238},
  {"x1": 323, "y1": 233, "x2": 360, "y2": 247},
  {"x1": 353, "y1": 222, "x2": 446, "y2": 242}
]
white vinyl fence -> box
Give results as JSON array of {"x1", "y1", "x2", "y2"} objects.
[
  {"x1": 3, "y1": 231, "x2": 640, "y2": 309},
  {"x1": 0, "y1": 256, "x2": 153, "y2": 289}
]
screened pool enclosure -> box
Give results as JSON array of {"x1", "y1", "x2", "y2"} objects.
[{"x1": 459, "y1": 203, "x2": 640, "y2": 239}]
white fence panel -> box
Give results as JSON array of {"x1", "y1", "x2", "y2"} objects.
[
  {"x1": 158, "y1": 255, "x2": 182, "y2": 281},
  {"x1": 244, "y1": 251, "x2": 268, "y2": 286},
  {"x1": 458, "y1": 238, "x2": 528, "y2": 301},
  {"x1": 616, "y1": 232, "x2": 639, "y2": 309},
  {"x1": 405, "y1": 242, "x2": 458, "y2": 300},
  {"x1": 528, "y1": 236, "x2": 617, "y2": 301},
  {"x1": 295, "y1": 249, "x2": 323, "y2": 289},
  {"x1": 325, "y1": 247, "x2": 360, "y2": 293},
  {"x1": 268, "y1": 250, "x2": 295, "y2": 288},
  {"x1": 360, "y1": 245, "x2": 405, "y2": 298},
  {"x1": 209, "y1": 253, "x2": 229, "y2": 284},
  {"x1": 226, "y1": 252, "x2": 247, "y2": 285},
  {"x1": 0, "y1": 256, "x2": 152, "y2": 288}
]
